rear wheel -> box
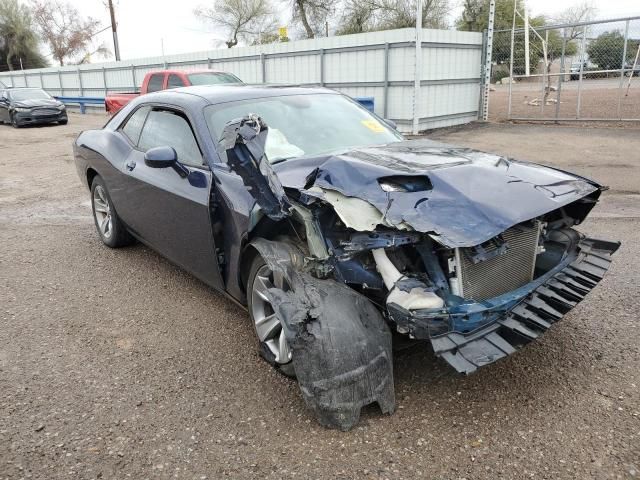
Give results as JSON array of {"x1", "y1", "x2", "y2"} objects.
[
  {"x1": 247, "y1": 254, "x2": 295, "y2": 377},
  {"x1": 90, "y1": 176, "x2": 134, "y2": 248}
]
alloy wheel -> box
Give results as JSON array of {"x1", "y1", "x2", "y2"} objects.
[
  {"x1": 92, "y1": 185, "x2": 113, "y2": 240},
  {"x1": 250, "y1": 264, "x2": 292, "y2": 365}
]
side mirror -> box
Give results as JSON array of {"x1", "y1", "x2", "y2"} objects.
[
  {"x1": 144, "y1": 146, "x2": 177, "y2": 168},
  {"x1": 384, "y1": 119, "x2": 398, "y2": 130},
  {"x1": 144, "y1": 146, "x2": 189, "y2": 178}
]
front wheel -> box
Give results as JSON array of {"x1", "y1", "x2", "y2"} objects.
[
  {"x1": 247, "y1": 254, "x2": 296, "y2": 377},
  {"x1": 10, "y1": 113, "x2": 20, "y2": 128},
  {"x1": 58, "y1": 119, "x2": 68, "y2": 125},
  {"x1": 90, "y1": 176, "x2": 134, "y2": 248}
]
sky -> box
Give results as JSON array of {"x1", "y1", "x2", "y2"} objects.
[{"x1": 46, "y1": 0, "x2": 640, "y2": 62}]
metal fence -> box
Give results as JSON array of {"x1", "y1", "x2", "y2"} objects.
[
  {"x1": 0, "y1": 28, "x2": 483, "y2": 133},
  {"x1": 489, "y1": 16, "x2": 640, "y2": 122}
]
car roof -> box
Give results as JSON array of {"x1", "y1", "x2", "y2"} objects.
[
  {"x1": 143, "y1": 84, "x2": 338, "y2": 106},
  {"x1": 147, "y1": 69, "x2": 235, "y2": 75}
]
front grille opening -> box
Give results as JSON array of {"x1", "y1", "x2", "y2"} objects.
[{"x1": 456, "y1": 222, "x2": 541, "y2": 301}]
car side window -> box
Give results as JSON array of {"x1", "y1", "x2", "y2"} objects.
[
  {"x1": 147, "y1": 74, "x2": 164, "y2": 93},
  {"x1": 138, "y1": 109, "x2": 203, "y2": 167},
  {"x1": 167, "y1": 74, "x2": 185, "y2": 89},
  {"x1": 121, "y1": 106, "x2": 150, "y2": 145}
]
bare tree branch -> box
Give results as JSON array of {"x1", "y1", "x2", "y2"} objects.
[
  {"x1": 551, "y1": 1, "x2": 598, "y2": 40},
  {"x1": 30, "y1": 0, "x2": 106, "y2": 66},
  {"x1": 195, "y1": 0, "x2": 277, "y2": 48},
  {"x1": 290, "y1": 0, "x2": 337, "y2": 38},
  {"x1": 337, "y1": 0, "x2": 450, "y2": 35}
]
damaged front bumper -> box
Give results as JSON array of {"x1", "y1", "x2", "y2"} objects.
[
  {"x1": 222, "y1": 114, "x2": 620, "y2": 430},
  {"x1": 388, "y1": 236, "x2": 620, "y2": 373}
]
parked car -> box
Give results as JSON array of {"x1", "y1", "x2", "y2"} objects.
[
  {"x1": 624, "y1": 61, "x2": 640, "y2": 77},
  {"x1": 74, "y1": 85, "x2": 619, "y2": 430},
  {"x1": 0, "y1": 87, "x2": 67, "y2": 127},
  {"x1": 569, "y1": 61, "x2": 587, "y2": 80},
  {"x1": 104, "y1": 69, "x2": 243, "y2": 114}
]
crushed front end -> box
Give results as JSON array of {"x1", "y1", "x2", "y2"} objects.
[{"x1": 223, "y1": 115, "x2": 620, "y2": 429}]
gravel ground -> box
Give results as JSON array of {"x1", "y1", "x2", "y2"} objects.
[
  {"x1": 1, "y1": 114, "x2": 639, "y2": 479},
  {"x1": 489, "y1": 78, "x2": 640, "y2": 124}
]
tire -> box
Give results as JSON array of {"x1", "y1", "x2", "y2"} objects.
[
  {"x1": 58, "y1": 119, "x2": 68, "y2": 125},
  {"x1": 90, "y1": 176, "x2": 134, "y2": 248},
  {"x1": 247, "y1": 253, "x2": 296, "y2": 377},
  {"x1": 10, "y1": 113, "x2": 20, "y2": 128}
]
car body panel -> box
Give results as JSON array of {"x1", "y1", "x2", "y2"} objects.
[{"x1": 270, "y1": 139, "x2": 601, "y2": 248}]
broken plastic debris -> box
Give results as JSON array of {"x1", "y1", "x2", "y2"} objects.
[{"x1": 372, "y1": 248, "x2": 444, "y2": 310}]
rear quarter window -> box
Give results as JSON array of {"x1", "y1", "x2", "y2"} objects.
[
  {"x1": 147, "y1": 74, "x2": 164, "y2": 93},
  {"x1": 121, "y1": 106, "x2": 151, "y2": 145}
]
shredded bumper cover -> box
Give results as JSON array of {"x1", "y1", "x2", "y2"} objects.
[{"x1": 396, "y1": 237, "x2": 620, "y2": 374}]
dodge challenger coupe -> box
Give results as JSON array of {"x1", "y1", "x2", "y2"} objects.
[{"x1": 73, "y1": 85, "x2": 619, "y2": 430}]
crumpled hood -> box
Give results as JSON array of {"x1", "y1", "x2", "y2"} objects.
[
  {"x1": 13, "y1": 98, "x2": 62, "y2": 108},
  {"x1": 274, "y1": 139, "x2": 602, "y2": 248}
]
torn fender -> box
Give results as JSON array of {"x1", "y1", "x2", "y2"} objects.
[
  {"x1": 220, "y1": 114, "x2": 291, "y2": 220},
  {"x1": 250, "y1": 239, "x2": 395, "y2": 430}
]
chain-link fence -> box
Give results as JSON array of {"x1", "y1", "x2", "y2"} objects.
[{"x1": 488, "y1": 16, "x2": 640, "y2": 122}]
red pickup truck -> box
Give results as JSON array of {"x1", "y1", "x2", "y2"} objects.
[{"x1": 105, "y1": 69, "x2": 243, "y2": 114}]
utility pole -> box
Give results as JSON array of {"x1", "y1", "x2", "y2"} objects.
[
  {"x1": 412, "y1": 0, "x2": 423, "y2": 135},
  {"x1": 108, "y1": 0, "x2": 121, "y2": 61}
]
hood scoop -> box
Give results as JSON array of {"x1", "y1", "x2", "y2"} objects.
[{"x1": 378, "y1": 175, "x2": 432, "y2": 193}]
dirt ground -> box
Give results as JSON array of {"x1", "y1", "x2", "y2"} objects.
[
  {"x1": 489, "y1": 78, "x2": 640, "y2": 123},
  {"x1": 1, "y1": 114, "x2": 639, "y2": 479}
]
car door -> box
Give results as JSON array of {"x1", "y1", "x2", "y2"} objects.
[{"x1": 117, "y1": 105, "x2": 223, "y2": 289}]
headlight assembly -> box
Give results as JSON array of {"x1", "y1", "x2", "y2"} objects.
[{"x1": 14, "y1": 107, "x2": 31, "y2": 112}]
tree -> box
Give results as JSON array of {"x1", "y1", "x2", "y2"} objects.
[
  {"x1": 552, "y1": 1, "x2": 597, "y2": 41},
  {"x1": 195, "y1": 0, "x2": 277, "y2": 48},
  {"x1": 457, "y1": 0, "x2": 578, "y2": 76},
  {"x1": 457, "y1": 0, "x2": 527, "y2": 32},
  {"x1": 252, "y1": 31, "x2": 289, "y2": 45},
  {"x1": 30, "y1": 0, "x2": 108, "y2": 66},
  {"x1": 587, "y1": 31, "x2": 639, "y2": 70},
  {"x1": 0, "y1": 0, "x2": 46, "y2": 71},
  {"x1": 290, "y1": 0, "x2": 337, "y2": 39},
  {"x1": 336, "y1": 0, "x2": 450, "y2": 35},
  {"x1": 457, "y1": 0, "x2": 484, "y2": 32}
]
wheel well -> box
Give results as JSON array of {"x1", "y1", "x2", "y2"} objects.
[
  {"x1": 86, "y1": 168, "x2": 98, "y2": 189},
  {"x1": 238, "y1": 217, "x2": 297, "y2": 293}
]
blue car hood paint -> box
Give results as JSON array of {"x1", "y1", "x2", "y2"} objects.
[{"x1": 273, "y1": 139, "x2": 601, "y2": 248}]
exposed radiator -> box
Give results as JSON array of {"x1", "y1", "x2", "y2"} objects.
[{"x1": 455, "y1": 222, "x2": 541, "y2": 301}]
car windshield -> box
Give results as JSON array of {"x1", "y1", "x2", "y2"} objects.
[
  {"x1": 205, "y1": 93, "x2": 402, "y2": 163},
  {"x1": 188, "y1": 73, "x2": 242, "y2": 85},
  {"x1": 11, "y1": 89, "x2": 51, "y2": 101}
]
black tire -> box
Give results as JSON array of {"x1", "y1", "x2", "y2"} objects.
[
  {"x1": 58, "y1": 119, "x2": 68, "y2": 125},
  {"x1": 90, "y1": 176, "x2": 134, "y2": 248},
  {"x1": 247, "y1": 254, "x2": 296, "y2": 378},
  {"x1": 10, "y1": 113, "x2": 20, "y2": 128}
]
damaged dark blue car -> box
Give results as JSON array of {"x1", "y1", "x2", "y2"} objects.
[{"x1": 74, "y1": 85, "x2": 619, "y2": 431}]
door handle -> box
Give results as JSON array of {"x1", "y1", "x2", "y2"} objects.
[{"x1": 125, "y1": 160, "x2": 136, "y2": 171}]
